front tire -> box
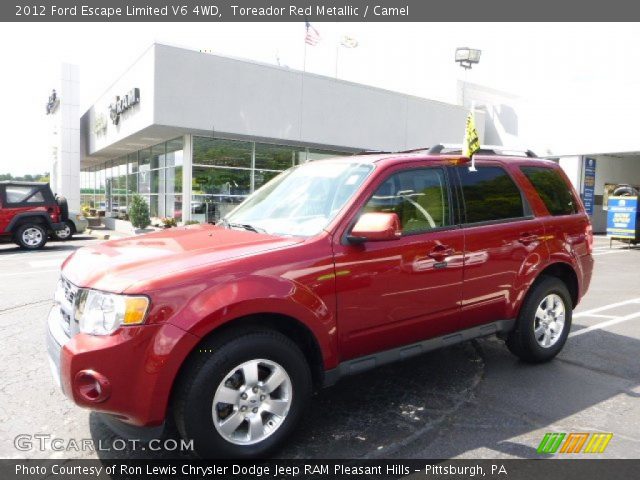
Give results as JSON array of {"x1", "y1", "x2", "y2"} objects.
[
  {"x1": 53, "y1": 221, "x2": 74, "y2": 241},
  {"x1": 173, "y1": 328, "x2": 312, "y2": 458},
  {"x1": 15, "y1": 224, "x2": 47, "y2": 250},
  {"x1": 506, "y1": 276, "x2": 572, "y2": 363}
]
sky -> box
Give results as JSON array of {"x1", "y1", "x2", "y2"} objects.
[{"x1": 1, "y1": 22, "x2": 640, "y2": 175}]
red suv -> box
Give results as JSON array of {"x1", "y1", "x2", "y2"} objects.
[
  {"x1": 0, "y1": 181, "x2": 68, "y2": 249},
  {"x1": 47, "y1": 147, "x2": 593, "y2": 458}
]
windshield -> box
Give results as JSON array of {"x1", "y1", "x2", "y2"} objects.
[{"x1": 223, "y1": 161, "x2": 374, "y2": 236}]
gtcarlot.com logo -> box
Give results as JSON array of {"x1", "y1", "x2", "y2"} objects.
[
  {"x1": 537, "y1": 432, "x2": 613, "y2": 454},
  {"x1": 14, "y1": 434, "x2": 194, "y2": 452}
]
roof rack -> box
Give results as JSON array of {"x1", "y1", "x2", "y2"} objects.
[
  {"x1": 427, "y1": 144, "x2": 538, "y2": 158},
  {"x1": 355, "y1": 149, "x2": 393, "y2": 155}
]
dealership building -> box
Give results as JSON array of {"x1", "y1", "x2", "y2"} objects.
[
  {"x1": 47, "y1": 42, "x2": 640, "y2": 232},
  {"x1": 55, "y1": 43, "x2": 482, "y2": 225}
]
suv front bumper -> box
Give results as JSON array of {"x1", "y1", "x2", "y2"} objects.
[{"x1": 46, "y1": 294, "x2": 200, "y2": 427}]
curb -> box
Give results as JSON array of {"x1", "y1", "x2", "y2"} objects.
[
  {"x1": 86, "y1": 229, "x2": 111, "y2": 240},
  {"x1": 86, "y1": 229, "x2": 129, "y2": 241}
]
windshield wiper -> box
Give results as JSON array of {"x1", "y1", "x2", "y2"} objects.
[{"x1": 219, "y1": 218, "x2": 266, "y2": 234}]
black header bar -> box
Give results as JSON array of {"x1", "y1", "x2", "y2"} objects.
[{"x1": 4, "y1": 0, "x2": 640, "y2": 22}]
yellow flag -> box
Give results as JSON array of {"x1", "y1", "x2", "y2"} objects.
[{"x1": 463, "y1": 110, "x2": 480, "y2": 158}]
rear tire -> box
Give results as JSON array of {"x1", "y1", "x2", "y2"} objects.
[
  {"x1": 506, "y1": 276, "x2": 572, "y2": 363},
  {"x1": 173, "y1": 328, "x2": 312, "y2": 459},
  {"x1": 15, "y1": 224, "x2": 47, "y2": 250}
]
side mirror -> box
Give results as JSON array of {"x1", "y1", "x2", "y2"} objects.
[{"x1": 348, "y1": 212, "x2": 401, "y2": 243}]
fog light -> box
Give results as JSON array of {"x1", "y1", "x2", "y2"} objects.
[{"x1": 75, "y1": 370, "x2": 111, "y2": 403}]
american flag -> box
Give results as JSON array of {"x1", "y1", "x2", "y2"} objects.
[{"x1": 305, "y1": 21, "x2": 321, "y2": 46}]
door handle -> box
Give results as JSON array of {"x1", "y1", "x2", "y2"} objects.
[
  {"x1": 428, "y1": 245, "x2": 454, "y2": 261},
  {"x1": 518, "y1": 233, "x2": 539, "y2": 245}
]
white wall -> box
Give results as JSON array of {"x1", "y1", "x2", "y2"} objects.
[
  {"x1": 82, "y1": 45, "x2": 156, "y2": 160},
  {"x1": 151, "y1": 44, "x2": 482, "y2": 153}
]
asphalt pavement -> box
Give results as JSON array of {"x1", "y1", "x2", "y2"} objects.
[{"x1": 0, "y1": 234, "x2": 638, "y2": 460}]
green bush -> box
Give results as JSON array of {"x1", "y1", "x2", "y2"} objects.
[
  {"x1": 184, "y1": 220, "x2": 200, "y2": 225},
  {"x1": 161, "y1": 217, "x2": 178, "y2": 228},
  {"x1": 128, "y1": 194, "x2": 150, "y2": 229}
]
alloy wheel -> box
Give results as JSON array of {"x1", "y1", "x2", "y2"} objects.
[
  {"x1": 533, "y1": 293, "x2": 566, "y2": 348},
  {"x1": 22, "y1": 227, "x2": 44, "y2": 247},
  {"x1": 56, "y1": 224, "x2": 71, "y2": 239},
  {"x1": 212, "y1": 359, "x2": 292, "y2": 445}
]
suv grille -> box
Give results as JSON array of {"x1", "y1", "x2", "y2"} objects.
[{"x1": 54, "y1": 276, "x2": 79, "y2": 338}]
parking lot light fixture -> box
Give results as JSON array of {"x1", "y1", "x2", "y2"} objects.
[{"x1": 455, "y1": 47, "x2": 482, "y2": 70}]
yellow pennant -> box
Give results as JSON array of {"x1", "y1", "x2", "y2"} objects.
[{"x1": 463, "y1": 110, "x2": 481, "y2": 158}]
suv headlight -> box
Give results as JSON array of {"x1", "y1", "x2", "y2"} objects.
[{"x1": 75, "y1": 290, "x2": 150, "y2": 336}]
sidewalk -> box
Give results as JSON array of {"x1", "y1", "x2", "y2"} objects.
[
  {"x1": 85, "y1": 224, "x2": 164, "y2": 241},
  {"x1": 85, "y1": 226, "x2": 131, "y2": 240}
]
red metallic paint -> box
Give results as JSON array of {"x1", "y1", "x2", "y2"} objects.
[{"x1": 56, "y1": 154, "x2": 593, "y2": 428}]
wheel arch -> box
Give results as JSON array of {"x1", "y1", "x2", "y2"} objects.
[
  {"x1": 7, "y1": 213, "x2": 51, "y2": 234},
  {"x1": 172, "y1": 312, "x2": 326, "y2": 397},
  {"x1": 531, "y1": 261, "x2": 579, "y2": 309}
]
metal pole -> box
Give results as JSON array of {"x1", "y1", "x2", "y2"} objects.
[
  {"x1": 299, "y1": 42, "x2": 307, "y2": 141},
  {"x1": 335, "y1": 44, "x2": 339, "y2": 78}
]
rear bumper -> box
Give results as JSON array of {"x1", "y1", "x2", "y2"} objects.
[
  {"x1": 46, "y1": 305, "x2": 200, "y2": 427},
  {"x1": 73, "y1": 218, "x2": 89, "y2": 233},
  {"x1": 578, "y1": 253, "x2": 594, "y2": 302}
]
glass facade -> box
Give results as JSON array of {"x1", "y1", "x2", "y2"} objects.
[
  {"x1": 81, "y1": 137, "x2": 184, "y2": 221},
  {"x1": 80, "y1": 135, "x2": 348, "y2": 224}
]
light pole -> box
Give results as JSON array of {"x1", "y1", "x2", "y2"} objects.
[
  {"x1": 455, "y1": 47, "x2": 482, "y2": 108},
  {"x1": 455, "y1": 47, "x2": 482, "y2": 70}
]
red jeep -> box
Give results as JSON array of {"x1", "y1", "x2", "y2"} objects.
[
  {"x1": 0, "y1": 181, "x2": 68, "y2": 249},
  {"x1": 47, "y1": 147, "x2": 593, "y2": 458}
]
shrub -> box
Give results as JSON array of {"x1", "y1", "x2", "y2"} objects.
[
  {"x1": 184, "y1": 220, "x2": 200, "y2": 225},
  {"x1": 161, "y1": 217, "x2": 178, "y2": 228},
  {"x1": 128, "y1": 194, "x2": 150, "y2": 229}
]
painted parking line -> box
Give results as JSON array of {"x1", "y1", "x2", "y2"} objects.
[
  {"x1": 570, "y1": 297, "x2": 640, "y2": 338},
  {"x1": 574, "y1": 297, "x2": 640, "y2": 319},
  {"x1": 570, "y1": 311, "x2": 640, "y2": 338},
  {"x1": 592, "y1": 249, "x2": 636, "y2": 257}
]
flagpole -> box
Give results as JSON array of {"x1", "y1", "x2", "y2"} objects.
[
  {"x1": 299, "y1": 35, "x2": 307, "y2": 145},
  {"x1": 303, "y1": 41, "x2": 307, "y2": 73}
]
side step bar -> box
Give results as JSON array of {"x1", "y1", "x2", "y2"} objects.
[{"x1": 322, "y1": 319, "x2": 515, "y2": 387}]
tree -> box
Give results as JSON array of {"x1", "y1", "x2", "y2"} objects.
[
  {"x1": 128, "y1": 194, "x2": 150, "y2": 229},
  {"x1": 0, "y1": 172, "x2": 49, "y2": 182}
]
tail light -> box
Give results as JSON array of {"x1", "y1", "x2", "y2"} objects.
[
  {"x1": 49, "y1": 205, "x2": 61, "y2": 223},
  {"x1": 586, "y1": 223, "x2": 593, "y2": 254}
]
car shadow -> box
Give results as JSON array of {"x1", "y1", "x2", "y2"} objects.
[{"x1": 89, "y1": 324, "x2": 640, "y2": 460}]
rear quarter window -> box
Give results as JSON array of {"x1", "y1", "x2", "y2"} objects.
[
  {"x1": 520, "y1": 166, "x2": 578, "y2": 216},
  {"x1": 5, "y1": 186, "x2": 35, "y2": 203}
]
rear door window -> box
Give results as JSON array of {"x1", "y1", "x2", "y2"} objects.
[
  {"x1": 521, "y1": 166, "x2": 578, "y2": 216},
  {"x1": 457, "y1": 166, "x2": 526, "y2": 224}
]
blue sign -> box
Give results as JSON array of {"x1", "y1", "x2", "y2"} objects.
[
  {"x1": 582, "y1": 157, "x2": 596, "y2": 216},
  {"x1": 606, "y1": 196, "x2": 638, "y2": 239}
]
